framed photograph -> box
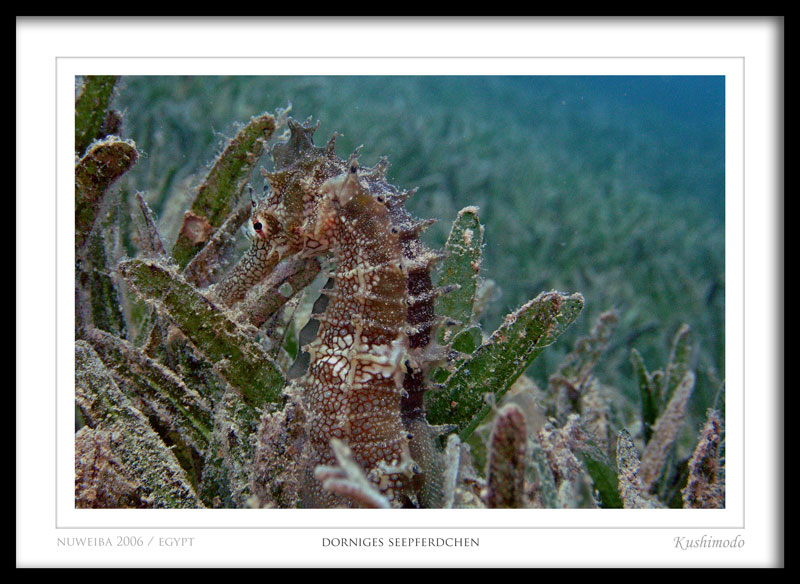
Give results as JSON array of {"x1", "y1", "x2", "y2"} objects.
[{"x1": 17, "y1": 17, "x2": 783, "y2": 568}]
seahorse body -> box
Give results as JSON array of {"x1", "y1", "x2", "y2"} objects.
[{"x1": 251, "y1": 119, "x2": 443, "y2": 507}]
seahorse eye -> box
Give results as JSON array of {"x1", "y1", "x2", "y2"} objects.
[{"x1": 253, "y1": 221, "x2": 263, "y2": 231}]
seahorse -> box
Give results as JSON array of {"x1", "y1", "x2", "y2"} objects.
[{"x1": 250, "y1": 118, "x2": 446, "y2": 508}]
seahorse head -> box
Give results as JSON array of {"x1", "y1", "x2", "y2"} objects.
[{"x1": 251, "y1": 117, "x2": 383, "y2": 261}]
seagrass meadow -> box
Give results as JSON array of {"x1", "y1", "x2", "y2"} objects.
[{"x1": 74, "y1": 75, "x2": 725, "y2": 509}]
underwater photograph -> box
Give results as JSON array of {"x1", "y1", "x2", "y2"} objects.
[{"x1": 73, "y1": 75, "x2": 725, "y2": 510}]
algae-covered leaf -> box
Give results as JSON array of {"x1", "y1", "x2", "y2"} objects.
[
  {"x1": 640, "y1": 371, "x2": 696, "y2": 491},
  {"x1": 451, "y1": 325, "x2": 483, "y2": 355},
  {"x1": 182, "y1": 198, "x2": 252, "y2": 288},
  {"x1": 427, "y1": 291, "x2": 584, "y2": 440},
  {"x1": 580, "y1": 451, "x2": 623, "y2": 509},
  {"x1": 75, "y1": 136, "x2": 138, "y2": 250},
  {"x1": 75, "y1": 341, "x2": 203, "y2": 508},
  {"x1": 681, "y1": 409, "x2": 725, "y2": 509},
  {"x1": 551, "y1": 310, "x2": 618, "y2": 386},
  {"x1": 74, "y1": 75, "x2": 119, "y2": 156},
  {"x1": 485, "y1": 404, "x2": 528, "y2": 508},
  {"x1": 87, "y1": 327, "x2": 214, "y2": 455},
  {"x1": 133, "y1": 191, "x2": 167, "y2": 259},
  {"x1": 83, "y1": 230, "x2": 127, "y2": 337},
  {"x1": 616, "y1": 428, "x2": 664, "y2": 509},
  {"x1": 632, "y1": 324, "x2": 694, "y2": 447},
  {"x1": 436, "y1": 206, "x2": 484, "y2": 340},
  {"x1": 200, "y1": 387, "x2": 263, "y2": 508},
  {"x1": 528, "y1": 438, "x2": 559, "y2": 508},
  {"x1": 662, "y1": 324, "x2": 693, "y2": 409},
  {"x1": 117, "y1": 258, "x2": 285, "y2": 408},
  {"x1": 631, "y1": 348, "x2": 658, "y2": 444},
  {"x1": 431, "y1": 325, "x2": 483, "y2": 384},
  {"x1": 172, "y1": 113, "x2": 277, "y2": 268},
  {"x1": 251, "y1": 397, "x2": 308, "y2": 509},
  {"x1": 549, "y1": 309, "x2": 618, "y2": 419}
]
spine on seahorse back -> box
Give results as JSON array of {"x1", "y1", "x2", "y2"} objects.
[{"x1": 254, "y1": 118, "x2": 443, "y2": 507}]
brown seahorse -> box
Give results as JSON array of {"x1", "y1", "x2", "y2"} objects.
[{"x1": 249, "y1": 118, "x2": 446, "y2": 508}]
